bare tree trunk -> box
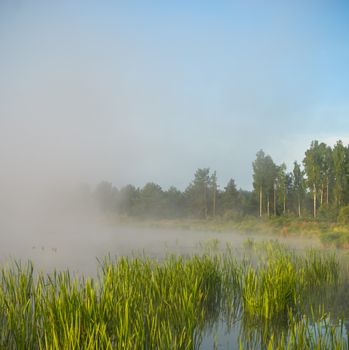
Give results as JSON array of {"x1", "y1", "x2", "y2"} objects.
[
  {"x1": 259, "y1": 186, "x2": 263, "y2": 217},
  {"x1": 326, "y1": 177, "x2": 329, "y2": 206},
  {"x1": 320, "y1": 183, "x2": 324, "y2": 206},
  {"x1": 213, "y1": 185, "x2": 216, "y2": 217},
  {"x1": 204, "y1": 185, "x2": 207, "y2": 219},
  {"x1": 283, "y1": 193, "x2": 286, "y2": 215},
  {"x1": 313, "y1": 183, "x2": 317, "y2": 218},
  {"x1": 273, "y1": 187, "x2": 276, "y2": 216},
  {"x1": 267, "y1": 195, "x2": 270, "y2": 217},
  {"x1": 298, "y1": 195, "x2": 301, "y2": 217}
]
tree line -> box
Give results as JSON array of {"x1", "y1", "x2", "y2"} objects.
[
  {"x1": 253, "y1": 140, "x2": 349, "y2": 220},
  {"x1": 91, "y1": 168, "x2": 254, "y2": 220},
  {"x1": 87, "y1": 139, "x2": 349, "y2": 221}
]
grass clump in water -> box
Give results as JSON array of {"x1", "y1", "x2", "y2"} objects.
[
  {"x1": 241, "y1": 241, "x2": 339, "y2": 323},
  {"x1": 0, "y1": 254, "x2": 229, "y2": 349},
  {"x1": 0, "y1": 240, "x2": 345, "y2": 349}
]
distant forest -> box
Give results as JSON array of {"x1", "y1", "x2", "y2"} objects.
[{"x1": 86, "y1": 140, "x2": 349, "y2": 222}]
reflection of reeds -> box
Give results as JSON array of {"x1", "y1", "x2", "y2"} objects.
[
  {"x1": 0, "y1": 241, "x2": 346, "y2": 349},
  {"x1": 264, "y1": 308, "x2": 347, "y2": 350}
]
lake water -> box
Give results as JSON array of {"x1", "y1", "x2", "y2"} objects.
[
  {"x1": 0, "y1": 221, "x2": 321, "y2": 275},
  {"x1": 1, "y1": 218, "x2": 342, "y2": 349}
]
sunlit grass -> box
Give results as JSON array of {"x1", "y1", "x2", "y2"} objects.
[{"x1": 0, "y1": 241, "x2": 346, "y2": 349}]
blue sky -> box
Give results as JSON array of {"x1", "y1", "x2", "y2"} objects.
[{"x1": 1, "y1": 1, "x2": 349, "y2": 190}]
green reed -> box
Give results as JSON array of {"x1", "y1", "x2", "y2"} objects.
[
  {"x1": 240, "y1": 241, "x2": 340, "y2": 322},
  {"x1": 0, "y1": 240, "x2": 345, "y2": 349},
  {"x1": 0, "y1": 254, "x2": 227, "y2": 349}
]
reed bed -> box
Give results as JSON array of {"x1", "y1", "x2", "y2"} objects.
[
  {"x1": 0, "y1": 241, "x2": 346, "y2": 349},
  {"x1": 241, "y1": 241, "x2": 340, "y2": 321}
]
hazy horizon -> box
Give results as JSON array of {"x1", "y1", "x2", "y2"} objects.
[{"x1": 1, "y1": 1, "x2": 349, "y2": 191}]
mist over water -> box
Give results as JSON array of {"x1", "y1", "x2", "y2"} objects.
[
  {"x1": 0, "y1": 128, "x2": 320, "y2": 277},
  {"x1": 1, "y1": 3, "x2": 349, "y2": 349},
  {"x1": 0, "y1": 178, "x2": 321, "y2": 276}
]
